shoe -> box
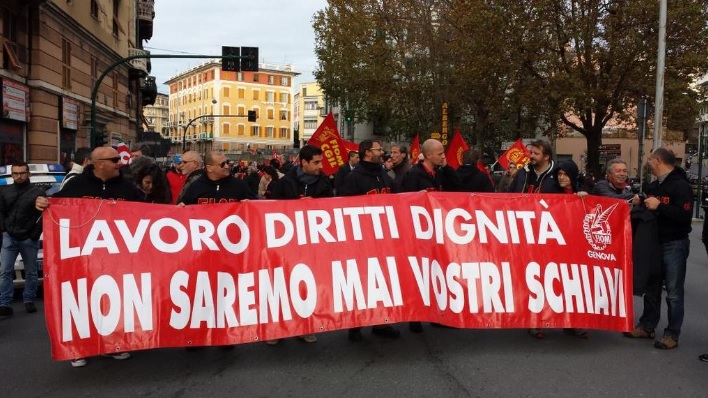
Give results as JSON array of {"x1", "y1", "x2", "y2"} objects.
[
  {"x1": 409, "y1": 322, "x2": 423, "y2": 333},
  {"x1": 0, "y1": 306, "x2": 13, "y2": 319},
  {"x1": 24, "y1": 302, "x2": 37, "y2": 313},
  {"x1": 372, "y1": 325, "x2": 400, "y2": 339},
  {"x1": 623, "y1": 325, "x2": 655, "y2": 339},
  {"x1": 699, "y1": 354, "x2": 708, "y2": 362},
  {"x1": 348, "y1": 328, "x2": 363, "y2": 342},
  {"x1": 102, "y1": 352, "x2": 131, "y2": 360},
  {"x1": 654, "y1": 335, "x2": 678, "y2": 350},
  {"x1": 70, "y1": 358, "x2": 87, "y2": 368},
  {"x1": 564, "y1": 328, "x2": 589, "y2": 339},
  {"x1": 265, "y1": 339, "x2": 280, "y2": 345},
  {"x1": 528, "y1": 328, "x2": 544, "y2": 339},
  {"x1": 299, "y1": 334, "x2": 317, "y2": 343}
]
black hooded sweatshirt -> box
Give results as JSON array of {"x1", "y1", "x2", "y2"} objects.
[
  {"x1": 338, "y1": 160, "x2": 393, "y2": 196},
  {"x1": 551, "y1": 160, "x2": 580, "y2": 193},
  {"x1": 54, "y1": 165, "x2": 143, "y2": 201},
  {"x1": 180, "y1": 174, "x2": 256, "y2": 205},
  {"x1": 457, "y1": 164, "x2": 495, "y2": 193}
]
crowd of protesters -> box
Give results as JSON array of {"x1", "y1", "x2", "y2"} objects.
[{"x1": 0, "y1": 137, "x2": 701, "y2": 366}]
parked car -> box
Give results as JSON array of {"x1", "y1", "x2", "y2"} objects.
[{"x1": 0, "y1": 164, "x2": 65, "y2": 288}]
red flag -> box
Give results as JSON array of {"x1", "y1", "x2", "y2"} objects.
[
  {"x1": 342, "y1": 139, "x2": 358, "y2": 154},
  {"x1": 307, "y1": 112, "x2": 348, "y2": 176},
  {"x1": 498, "y1": 138, "x2": 531, "y2": 170},
  {"x1": 445, "y1": 128, "x2": 470, "y2": 169},
  {"x1": 114, "y1": 143, "x2": 131, "y2": 166},
  {"x1": 410, "y1": 134, "x2": 421, "y2": 165}
]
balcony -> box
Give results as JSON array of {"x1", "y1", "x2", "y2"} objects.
[
  {"x1": 138, "y1": 0, "x2": 155, "y2": 41},
  {"x1": 128, "y1": 48, "x2": 149, "y2": 78},
  {"x1": 141, "y1": 76, "x2": 157, "y2": 106}
]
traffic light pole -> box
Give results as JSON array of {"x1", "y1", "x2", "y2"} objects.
[
  {"x1": 181, "y1": 113, "x2": 256, "y2": 150},
  {"x1": 90, "y1": 53, "x2": 249, "y2": 147}
]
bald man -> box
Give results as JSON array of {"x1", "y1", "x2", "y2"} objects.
[{"x1": 400, "y1": 139, "x2": 461, "y2": 193}]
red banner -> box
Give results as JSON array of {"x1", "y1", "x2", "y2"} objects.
[
  {"x1": 307, "y1": 112, "x2": 347, "y2": 176},
  {"x1": 445, "y1": 128, "x2": 469, "y2": 169},
  {"x1": 498, "y1": 138, "x2": 531, "y2": 170},
  {"x1": 43, "y1": 194, "x2": 632, "y2": 360},
  {"x1": 410, "y1": 134, "x2": 421, "y2": 164}
]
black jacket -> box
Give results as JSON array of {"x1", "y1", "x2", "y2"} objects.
[
  {"x1": 271, "y1": 167, "x2": 333, "y2": 199},
  {"x1": 54, "y1": 165, "x2": 144, "y2": 201},
  {"x1": 400, "y1": 163, "x2": 461, "y2": 193},
  {"x1": 0, "y1": 181, "x2": 44, "y2": 241},
  {"x1": 180, "y1": 174, "x2": 256, "y2": 205},
  {"x1": 176, "y1": 169, "x2": 204, "y2": 204},
  {"x1": 391, "y1": 160, "x2": 411, "y2": 192},
  {"x1": 645, "y1": 167, "x2": 693, "y2": 243},
  {"x1": 457, "y1": 164, "x2": 495, "y2": 193},
  {"x1": 334, "y1": 163, "x2": 355, "y2": 195},
  {"x1": 338, "y1": 160, "x2": 393, "y2": 196},
  {"x1": 508, "y1": 161, "x2": 557, "y2": 193}
]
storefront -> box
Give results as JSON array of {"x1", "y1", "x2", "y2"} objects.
[{"x1": 0, "y1": 78, "x2": 29, "y2": 165}]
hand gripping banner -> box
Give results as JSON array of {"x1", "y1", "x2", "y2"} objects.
[{"x1": 42, "y1": 193, "x2": 632, "y2": 360}]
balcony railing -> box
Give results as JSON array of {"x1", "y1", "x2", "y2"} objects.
[
  {"x1": 138, "y1": 0, "x2": 155, "y2": 22},
  {"x1": 128, "y1": 48, "x2": 148, "y2": 76}
]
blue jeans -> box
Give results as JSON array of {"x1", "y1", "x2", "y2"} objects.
[
  {"x1": 0, "y1": 232, "x2": 39, "y2": 306},
  {"x1": 639, "y1": 238, "x2": 690, "y2": 339}
]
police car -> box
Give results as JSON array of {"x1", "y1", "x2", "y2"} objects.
[{"x1": 0, "y1": 164, "x2": 65, "y2": 288}]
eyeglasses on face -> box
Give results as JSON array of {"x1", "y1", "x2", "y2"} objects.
[
  {"x1": 11, "y1": 171, "x2": 28, "y2": 176},
  {"x1": 209, "y1": 161, "x2": 229, "y2": 168},
  {"x1": 99, "y1": 157, "x2": 121, "y2": 163},
  {"x1": 369, "y1": 147, "x2": 383, "y2": 152}
]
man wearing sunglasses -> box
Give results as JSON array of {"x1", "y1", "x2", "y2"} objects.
[
  {"x1": 178, "y1": 151, "x2": 255, "y2": 205},
  {"x1": 34, "y1": 146, "x2": 143, "y2": 368}
]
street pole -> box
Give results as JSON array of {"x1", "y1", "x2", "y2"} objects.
[
  {"x1": 181, "y1": 114, "x2": 254, "y2": 153},
  {"x1": 698, "y1": 122, "x2": 705, "y2": 218},
  {"x1": 90, "y1": 53, "x2": 246, "y2": 146},
  {"x1": 652, "y1": 0, "x2": 667, "y2": 150}
]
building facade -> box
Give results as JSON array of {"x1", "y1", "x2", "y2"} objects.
[
  {"x1": 164, "y1": 60, "x2": 299, "y2": 158},
  {"x1": 0, "y1": 0, "x2": 155, "y2": 166},
  {"x1": 143, "y1": 91, "x2": 168, "y2": 135}
]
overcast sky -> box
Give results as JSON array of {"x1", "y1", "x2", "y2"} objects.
[{"x1": 147, "y1": 0, "x2": 328, "y2": 93}]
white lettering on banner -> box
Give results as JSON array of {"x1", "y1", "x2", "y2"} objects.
[
  {"x1": 168, "y1": 266, "x2": 318, "y2": 330},
  {"x1": 526, "y1": 262, "x2": 626, "y2": 317},
  {"x1": 587, "y1": 250, "x2": 617, "y2": 261},
  {"x1": 265, "y1": 206, "x2": 399, "y2": 248},
  {"x1": 331, "y1": 257, "x2": 403, "y2": 313},
  {"x1": 59, "y1": 216, "x2": 250, "y2": 259},
  {"x1": 410, "y1": 207, "x2": 566, "y2": 245},
  {"x1": 61, "y1": 273, "x2": 153, "y2": 342},
  {"x1": 408, "y1": 257, "x2": 515, "y2": 313}
]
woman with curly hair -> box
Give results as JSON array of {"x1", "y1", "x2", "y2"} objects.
[{"x1": 134, "y1": 163, "x2": 172, "y2": 204}]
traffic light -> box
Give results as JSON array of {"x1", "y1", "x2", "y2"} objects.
[
  {"x1": 241, "y1": 47, "x2": 259, "y2": 72},
  {"x1": 222, "y1": 46, "x2": 240, "y2": 72},
  {"x1": 247, "y1": 110, "x2": 257, "y2": 122},
  {"x1": 345, "y1": 110, "x2": 354, "y2": 122}
]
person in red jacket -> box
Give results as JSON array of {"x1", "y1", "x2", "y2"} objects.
[{"x1": 165, "y1": 154, "x2": 185, "y2": 204}]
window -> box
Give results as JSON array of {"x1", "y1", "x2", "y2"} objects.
[
  {"x1": 112, "y1": 0, "x2": 123, "y2": 37},
  {"x1": 2, "y1": 8, "x2": 20, "y2": 70},
  {"x1": 304, "y1": 101, "x2": 319, "y2": 111},
  {"x1": 237, "y1": 106, "x2": 246, "y2": 116},
  {"x1": 252, "y1": 90, "x2": 259, "y2": 101},
  {"x1": 252, "y1": 126, "x2": 260, "y2": 136},
  {"x1": 237, "y1": 72, "x2": 243, "y2": 81},
  {"x1": 280, "y1": 127, "x2": 288, "y2": 139},
  {"x1": 304, "y1": 119, "x2": 318, "y2": 129},
  {"x1": 268, "y1": 75, "x2": 274, "y2": 84},
  {"x1": 222, "y1": 105, "x2": 230, "y2": 115},
  {"x1": 267, "y1": 127, "x2": 274, "y2": 138},
  {"x1": 223, "y1": 87, "x2": 230, "y2": 97},
  {"x1": 223, "y1": 123, "x2": 230, "y2": 135},
  {"x1": 281, "y1": 77, "x2": 289, "y2": 86},
  {"x1": 279, "y1": 93, "x2": 288, "y2": 103},
  {"x1": 91, "y1": 0, "x2": 99, "y2": 18},
  {"x1": 267, "y1": 109, "x2": 274, "y2": 120},
  {"x1": 302, "y1": 88, "x2": 307, "y2": 96},
  {"x1": 62, "y1": 39, "x2": 72, "y2": 89},
  {"x1": 265, "y1": 91, "x2": 274, "y2": 102},
  {"x1": 238, "y1": 88, "x2": 245, "y2": 99},
  {"x1": 112, "y1": 71, "x2": 119, "y2": 107},
  {"x1": 279, "y1": 110, "x2": 288, "y2": 121},
  {"x1": 253, "y1": 73, "x2": 259, "y2": 82},
  {"x1": 238, "y1": 125, "x2": 245, "y2": 135}
]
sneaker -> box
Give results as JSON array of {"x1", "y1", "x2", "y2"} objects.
[
  {"x1": 528, "y1": 328, "x2": 544, "y2": 339},
  {"x1": 0, "y1": 306, "x2": 13, "y2": 319},
  {"x1": 623, "y1": 325, "x2": 655, "y2": 339},
  {"x1": 371, "y1": 325, "x2": 400, "y2": 339},
  {"x1": 265, "y1": 339, "x2": 280, "y2": 345},
  {"x1": 654, "y1": 335, "x2": 678, "y2": 350},
  {"x1": 24, "y1": 302, "x2": 37, "y2": 313},
  {"x1": 409, "y1": 322, "x2": 423, "y2": 333},
  {"x1": 102, "y1": 352, "x2": 131, "y2": 360},
  {"x1": 70, "y1": 358, "x2": 87, "y2": 368},
  {"x1": 699, "y1": 354, "x2": 708, "y2": 362},
  {"x1": 299, "y1": 334, "x2": 317, "y2": 343},
  {"x1": 348, "y1": 328, "x2": 363, "y2": 342}
]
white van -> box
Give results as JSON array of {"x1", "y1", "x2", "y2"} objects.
[{"x1": 0, "y1": 164, "x2": 65, "y2": 288}]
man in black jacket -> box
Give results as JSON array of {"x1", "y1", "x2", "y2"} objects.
[
  {"x1": 624, "y1": 148, "x2": 693, "y2": 350},
  {"x1": 333, "y1": 150, "x2": 359, "y2": 195},
  {"x1": 457, "y1": 149, "x2": 495, "y2": 193},
  {"x1": 508, "y1": 138, "x2": 556, "y2": 194},
  {"x1": 400, "y1": 138, "x2": 461, "y2": 193},
  {"x1": 338, "y1": 139, "x2": 400, "y2": 341},
  {"x1": 0, "y1": 161, "x2": 45, "y2": 318},
  {"x1": 179, "y1": 151, "x2": 256, "y2": 205},
  {"x1": 35, "y1": 146, "x2": 142, "y2": 367}
]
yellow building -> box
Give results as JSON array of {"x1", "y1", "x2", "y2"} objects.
[
  {"x1": 0, "y1": 0, "x2": 156, "y2": 165},
  {"x1": 165, "y1": 60, "x2": 299, "y2": 157}
]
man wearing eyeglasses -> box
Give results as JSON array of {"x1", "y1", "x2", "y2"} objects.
[
  {"x1": 173, "y1": 151, "x2": 203, "y2": 205},
  {"x1": 178, "y1": 151, "x2": 256, "y2": 205},
  {"x1": 0, "y1": 161, "x2": 45, "y2": 319}
]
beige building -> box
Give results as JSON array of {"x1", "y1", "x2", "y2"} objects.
[
  {"x1": 143, "y1": 92, "x2": 168, "y2": 135},
  {"x1": 0, "y1": 0, "x2": 155, "y2": 166},
  {"x1": 164, "y1": 60, "x2": 299, "y2": 157},
  {"x1": 294, "y1": 82, "x2": 326, "y2": 145}
]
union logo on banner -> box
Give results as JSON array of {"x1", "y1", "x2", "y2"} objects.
[{"x1": 583, "y1": 203, "x2": 618, "y2": 251}]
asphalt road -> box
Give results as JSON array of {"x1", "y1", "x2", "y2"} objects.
[{"x1": 2, "y1": 222, "x2": 708, "y2": 398}]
